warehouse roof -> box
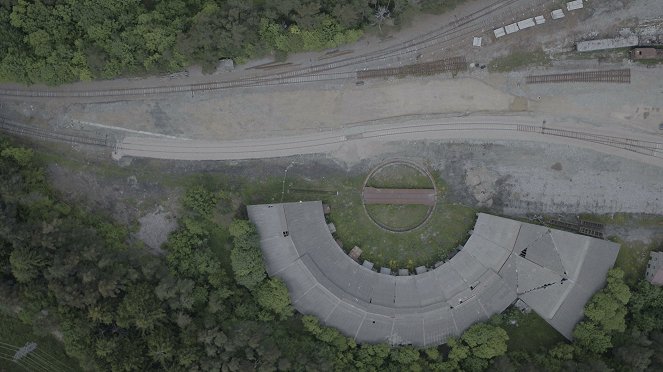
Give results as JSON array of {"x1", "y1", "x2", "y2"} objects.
[{"x1": 248, "y1": 201, "x2": 619, "y2": 345}]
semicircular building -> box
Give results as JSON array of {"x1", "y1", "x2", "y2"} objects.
[{"x1": 248, "y1": 201, "x2": 619, "y2": 346}]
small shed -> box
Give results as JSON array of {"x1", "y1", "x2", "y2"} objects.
[
  {"x1": 517, "y1": 18, "x2": 536, "y2": 30},
  {"x1": 327, "y1": 223, "x2": 336, "y2": 234},
  {"x1": 566, "y1": 0, "x2": 583, "y2": 11},
  {"x1": 505, "y1": 23, "x2": 520, "y2": 34},
  {"x1": 398, "y1": 268, "x2": 410, "y2": 276},
  {"x1": 215, "y1": 59, "x2": 234, "y2": 73},
  {"x1": 415, "y1": 266, "x2": 428, "y2": 275},
  {"x1": 362, "y1": 260, "x2": 375, "y2": 270},
  {"x1": 494, "y1": 27, "x2": 506, "y2": 38},
  {"x1": 349, "y1": 246, "x2": 362, "y2": 261},
  {"x1": 535, "y1": 15, "x2": 546, "y2": 25},
  {"x1": 380, "y1": 267, "x2": 392, "y2": 275},
  {"x1": 551, "y1": 9, "x2": 565, "y2": 19},
  {"x1": 473, "y1": 37, "x2": 482, "y2": 47},
  {"x1": 632, "y1": 48, "x2": 659, "y2": 60}
]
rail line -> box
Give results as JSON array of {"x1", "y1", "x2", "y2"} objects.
[
  {"x1": 0, "y1": 117, "x2": 110, "y2": 147},
  {"x1": 357, "y1": 57, "x2": 467, "y2": 79},
  {"x1": 2, "y1": 114, "x2": 661, "y2": 162},
  {"x1": 107, "y1": 123, "x2": 663, "y2": 162},
  {"x1": 525, "y1": 69, "x2": 631, "y2": 84},
  {"x1": 516, "y1": 124, "x2": 663, "y2": 157},
  {"x1": 0, "y1": 0, "x2": 553, "y2": 99}
]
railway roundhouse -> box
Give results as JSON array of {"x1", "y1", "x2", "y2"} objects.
[{"x1": 248, "y1": 201, "x2": 620, "y2": 346}]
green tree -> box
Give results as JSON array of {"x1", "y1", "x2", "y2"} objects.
[
  {"x1": 443, "y1": 324, "x2": 508, "y2": 371},
  {"x1": 460, "y1": 323, "x2": 509, "y2": 359},
  {"x1": 254, "y1": 277, "x2": 294, "y2": 320},
  {"x1": 353, "y1": 343, "x2": 390, "y2": 370},
  {"x1": 9, "y1": 246, "x2": 47, "y2": 283},
  {"x1": 573, "y1": 321, "x2": 612, "y2": 354},
  {"x1": 117, "y1": 283, "x2": 166, "y2": 331},
  {"x1": 302, "y1": 315, "x2": 354, "y2": 351},
  {"x1": 1, "y1": 146, "x2": 33, "y2": 166},
  {"x1": 147, "y1": 327, "x2": 176, "y2": 366},
  {"x1": 229, "y1": 219, "x2": 266, "y2": 290},
  {"x1": 182, "y1": 185, "x2": 224, "y2": 218},
  {"x1": 389, "y1": 346, "x2": 421, "y2": 366},
  {"x1": 613, "y1": 343, "x2": 653, "y2": 371},
  {"x1": 630, "y1": 280, "x2": 663, "y2": 332},
  {"x1": 573, "y1": 268, "x2": 631, "y2": 355}
]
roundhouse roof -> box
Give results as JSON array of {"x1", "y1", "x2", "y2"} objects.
[{"x1": 247, "y1": 201, "x2": 619, "y2": 345}]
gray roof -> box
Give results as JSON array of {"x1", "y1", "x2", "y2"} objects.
[{"x1": 248, "y1": 201, "x2": 620, "y2": 345}]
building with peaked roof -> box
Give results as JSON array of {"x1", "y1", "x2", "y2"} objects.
[
  {"x1": 646, "y1": 252, "x2": 663, "y2": 286},
  {"x1": 247, "y1": 201, "x2": 620, "y2": 346}
]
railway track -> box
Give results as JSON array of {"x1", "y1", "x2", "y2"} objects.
[
  {"x1": 357, "y1": 57, "x2": 467, "y2": 79},
  {"x1": 0, "y1": 0, "x2": 552, "y2": 99},
  {"x1": 0, "y1": 117, "x2": 663, "y2": 160},
  {"x1": 0, "y1": 117, "x2": 111, "y2": 148},
  {"x1": 540, "y1": 127, "x2": 662, "y2": 157},
  {"x1": 106, "y1": 122, "x2": 663, "y2": 161},
  {"x1": 525, "y1": 69, "x2": 631, "y2": 84},
  {"x1": 515, "y1": 124, "x2": 663, "y2": 158},
  {"x1": 2, "y1": 114, "x2": 660, "y2": 162}
]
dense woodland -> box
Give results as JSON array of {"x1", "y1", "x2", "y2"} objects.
[
  {"x1": 0, "y1": 0, "x2": 466, "y2": 85},
  {"x1": 0, "y1": 136, "x2": 662, "y2": 371}
]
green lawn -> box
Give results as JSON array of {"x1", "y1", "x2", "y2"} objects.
[
  {"x1": 366, "y1": 163, "x2": 434, "y2": 189},
  {"x1": 563, "y1": 47, "x2": 630, "y2": 62},
  {"x1": 239, "y1": 172, "x2": 475, "y2": 269},
  {"x1": 577, "y1": 214, "x2": 663, "y2": 286},
  {"x1": 613, "y1": 238, "x2": 661, "y2": 286},
  {"x1": 365, "y1": 204, "x2": 431, "y2": 231},
  {"x1": 0, "y1": 312, "x2": 81, "y2": 372},
  {"x1": 501, "y1": 308, "x2": 566, "y2": 353},
  {"x1": 333, "y1": 199, "x2": 475, "y2": 269},
  {"x1": 488, "y1": 49, "x2": 551, "y2": 72}
]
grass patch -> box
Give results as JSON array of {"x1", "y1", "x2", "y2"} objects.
[
  {"x1": 420, "y1": 0, "x2": 474, "y2": 14},
  {"x1": 365, "y1": 204, "x2": 430, "y2": 230},
  {"x1": 331, "y1": 188, "x2": 475, "y2": 269},
  {"x1": 563, "y1": 48, "x2": 630, "y2": 62},
  {"x1": 366, "y1": 163, "x2": 433, "y2": 189},
  {"x1": 612, "y1": 238, "x2": 661, "y2": 286},
  {"x1": 0, "y1": 312, "x2": 81, "y2": 372},
  {"x1": 238, "y1": 172, "x2": 475, "y2": 269},
  {"x1": 635, "y1": 58, "x2": 663, "y2": 66},
  {"x1": 501, "y1": 308, "x2": 566, "y2": 352},
  {"x1": 488, "y1": 49, "x2": 551, "y2": 72}
]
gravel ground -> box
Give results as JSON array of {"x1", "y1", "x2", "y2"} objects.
[
  {"x1": 343, "y1": 140, "x2": 663, "y2": 215},
  {"x1": 136, "y1": 206, "x2": 178, "y2": 254}
]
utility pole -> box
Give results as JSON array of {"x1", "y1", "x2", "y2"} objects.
[{"x1": 12, "y1": 342, "x2": 37, "y2": 362}]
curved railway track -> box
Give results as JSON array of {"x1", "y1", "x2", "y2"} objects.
[
  {"x1": 0, "y1": 0, "x2": 552, "y2": 99},
  {"x1": 110, "y1": 122, "x2": 663, "y2": 162},
  {"x1": 2, "y1": 114, "x2": 660, "y2": 163}
]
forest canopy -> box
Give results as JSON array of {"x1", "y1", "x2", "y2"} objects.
[{"x1": 0, "y1": 0, "x2": 461, "y2": 85}]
